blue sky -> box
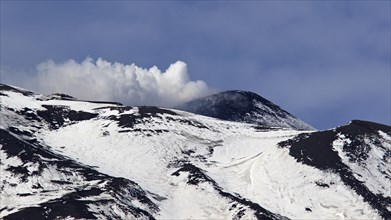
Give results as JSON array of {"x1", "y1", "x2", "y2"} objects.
[{"x1": 1, "y1": 1, "x2": 390, "y2": 129}]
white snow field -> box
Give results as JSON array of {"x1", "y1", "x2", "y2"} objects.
[{"x1": 1, "y1": 84, "x2": 389, "y2": 219}]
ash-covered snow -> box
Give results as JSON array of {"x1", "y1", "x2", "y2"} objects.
[{"x1": 1, "y1": 83, "x2": 389, "y2": 219}]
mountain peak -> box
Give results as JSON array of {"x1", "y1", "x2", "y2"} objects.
[
  {"x1": 176, "y1": 90, "x2": 315, "y2": 130},
  {"x1": 1, "y1": 83, "x2": 390, "y2": 219}
]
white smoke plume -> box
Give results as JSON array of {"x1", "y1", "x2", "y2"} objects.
[{"x1": 31, "y1": 58, "x2": 212, "y2": 106}]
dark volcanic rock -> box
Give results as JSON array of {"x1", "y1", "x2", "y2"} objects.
[
  {"x1": 176, "y1": 90, "x2": 314, "y2": 130},
  {"x1": 0, "y1": 84, "x2": 35, "y2": 96},
  {"x1": 100, "y1": 106, "x2": 178, "y2": 129},
  {"x1": 279, "y1": 120, "x2": 391, "y2": 219},
  {"x1": 0, "y1": 128, "x2": 159, "y2": 219},
  {"x1": 37, "y1": 105, "x2": 98, "y2": 129}
]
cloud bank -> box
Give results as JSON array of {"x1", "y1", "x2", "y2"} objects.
[{"x1": 30, "y1": 58, "x2": 212, "y2": 106}]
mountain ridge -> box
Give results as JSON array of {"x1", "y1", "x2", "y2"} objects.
[{"x1": 0, "y1": 83, "x2": 390, "y2": 219}]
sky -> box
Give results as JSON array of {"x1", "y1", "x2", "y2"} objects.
[{"x1": 1, "y1": 1, "x2": 390, "y2": 130}]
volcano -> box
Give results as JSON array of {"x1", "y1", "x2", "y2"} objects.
[{"x1": 0, "y1": 83, "x2": 390, "y2": 219}]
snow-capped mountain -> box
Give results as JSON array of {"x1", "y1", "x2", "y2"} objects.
[
  {"x1": 1, "y1": 83, "x2": 390, "y2": 219},
  {"x1": 175, "y1": 90, "x2": 315, "y2": 131}
]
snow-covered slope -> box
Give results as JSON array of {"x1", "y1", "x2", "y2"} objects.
[
  {"x1": 175, "y1": 90, "x2": 315, "y2": 131},
  {"x1": 1, "y1": 84, "x2": 390, "y2": 219}
]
